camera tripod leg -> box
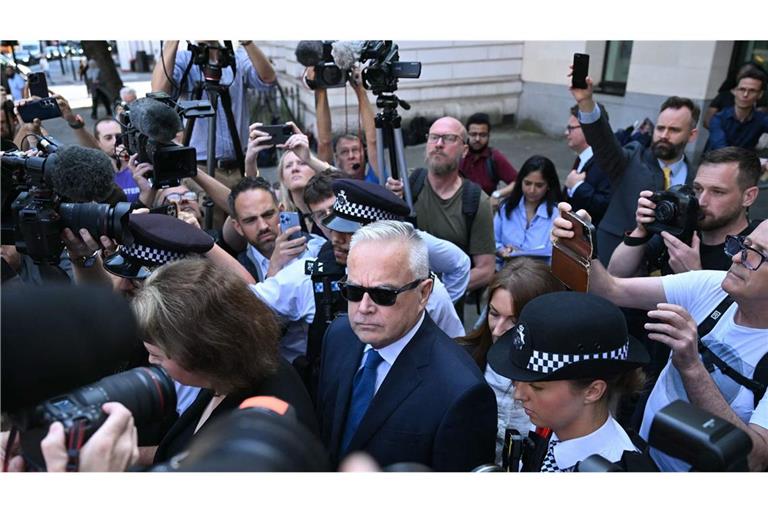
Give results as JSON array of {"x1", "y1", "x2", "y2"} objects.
[{"x1": 218, "y1": 88, "x2": 246, "y2": 177}]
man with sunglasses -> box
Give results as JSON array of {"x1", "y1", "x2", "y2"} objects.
[
  {"x1": 553, "y1": 206, "x2": 768, "y2": 472},
  {"x1": 316, "y1": 220, "x2": 496, "y2": 471},
  {"x1": 249, "y1": 178, "x2": 466, "y2": 393}
]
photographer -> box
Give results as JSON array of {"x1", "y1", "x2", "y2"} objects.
[
  {"x1": 151, "y1": 40, "x2": 276, "y2": 191},
  {"x1": 552, "y1": 204, "x2": 768, "y2": 471},
  {"x1": 609, "y1": 147, "x2": 762, "y2": 277},
  {"x1": 313, "y1": 67, "x2": 381, "y2": 182},
  {"x1": 1, "y1": 402, "x2": 139, "y2": 472}
]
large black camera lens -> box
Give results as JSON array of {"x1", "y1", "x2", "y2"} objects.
[
  {"x1": 59, "y1": 201, "x2": 132, "y2": 242},
  {"x1": 69, "y1": 366, "x2": 177, "y2": 426},
  {"x1": 654, "y1": 200, "x2": 678, "y2": 223}
]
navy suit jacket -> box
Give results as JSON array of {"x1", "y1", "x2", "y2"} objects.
[
  {"x1": 564, "y1": 153, "x2": 612, "y2": 228},
  {"x1": 581, "y1": 111, "x2": 693, "y2": 266},
  {"x1": 317, "y1": 313, "x2": 497, "y2": 471}
]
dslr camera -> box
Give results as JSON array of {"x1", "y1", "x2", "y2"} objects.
[
  {"x1": 646, "y1": 184, "x2": 699, "y2": 242},
  {"x1": 1, "y1": 151, "x2": 132, "y2": 264},
  {"x1": 9, "y1": 366, "x2": 176, "y2": 471}
]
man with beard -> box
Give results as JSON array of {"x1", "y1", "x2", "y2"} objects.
[
  {"x1": 569, "y1": 72, "x2": 699, "y2": 266},
  {"x1": 459, "y1": 112, "x2": 518, "y2": 199},
  {"x1": 386, "y1": 117, "x2": 496, "y2": 294},
  {"x1": 609, "y1": 147, "x2": 762, "y2": 277}
]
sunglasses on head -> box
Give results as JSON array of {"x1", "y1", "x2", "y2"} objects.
[{"x1": 339, "y1": 274, "x2": 432, "y2": 306}]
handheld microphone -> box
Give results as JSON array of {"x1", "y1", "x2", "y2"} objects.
[{"x1": 128, "y1": 98, "x2": 182, "y2": 144}]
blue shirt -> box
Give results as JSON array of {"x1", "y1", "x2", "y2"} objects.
[
  {"x1": 707, "y1": 106, "x2": 768, "y2": 151},
  {"x1": 173, "y1": 47, "x2": 275, "y2": 161},
  {"x1": 493, "y1": 200, "x2": 559, "y2": 265}
]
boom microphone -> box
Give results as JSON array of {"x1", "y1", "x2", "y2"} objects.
[
  {"x1": 48, "y1": 145, "x2": 115, "y2": 202},
  {"x1": 295, "y1": 40, "x2": 325, "y2": 67},
  {"x1": 128, "y1": 98, "x2": 182, "y2": 144},
  {"x1": 1, "y1": 285, "x2": 143, "y2": 414}
]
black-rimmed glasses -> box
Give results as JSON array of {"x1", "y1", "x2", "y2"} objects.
[
  {"x1": 725, "y1": 235, "x2": 767, "y2": 271},
  {"x1": 339, "y1": 276, "x2": 429, "y2": 306}
]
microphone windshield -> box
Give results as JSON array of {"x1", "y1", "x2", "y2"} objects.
[
  {"x1": 128, "y1": 98, "x2": 182, "y2": 144},
  {"x1": 295, "y1": 40, "x2": 325, "y2": 67},
  {"x1": 49, "y1": 145, "x2": 115, "y2": 202}
]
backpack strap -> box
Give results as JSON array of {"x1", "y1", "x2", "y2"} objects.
[
  {"x1": 461, "y1": 179, "x2": 482, "y2": 251},
  {"x1": 408, "y1": 167, "x2": 427, "y2": 204},
  {"x1": 696, "y1": 295, "x2": 768, "y2": 408},
  {"x1": 485, "y1": 148, "x2": 498, "y2": 184}
]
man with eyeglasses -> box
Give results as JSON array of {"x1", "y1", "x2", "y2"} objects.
[
  {"x1": 706, "y1": 68, "x2": 768, "y2": 152},
  {"x1": 386, "y1": 116, "x2": 496, "y2": 297},
  {"x1": 458, "y1": 112, "x2": 518, "y2": 199},
  {"x1": 553, "y1": 205, "x2": 768, "y2": 472},
  {"x1": 316, "y1": 220, "x2": 496, "y2": 471},
  {"x1": 562, "y1": 104, "x2": 612, "y2": 227}
]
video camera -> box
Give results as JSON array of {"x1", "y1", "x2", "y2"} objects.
[
  {"x1": 295, "y1": 40, "x2": 421, "y2": 94},
  {"x1": 646, "y1": 184, "x2": 699, "y2": 242},
  {"x1": 359, "y1": 40, "x2": 421, "y2": 95},
  {"x1": 577, "y1": 400, "x2": 752, "y2": 472},
  {"x1": 7, "y1": 366, "x2": 176, "y2": 471},
  {"x1": 117, "y1": 93, "x2": 204, "y2": 190},
  {"x1": 1, "y1": 149, "x2": 132, "y2": 264}
]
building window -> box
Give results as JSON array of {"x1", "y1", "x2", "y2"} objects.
[{"x1": 597, "y1": 41, "x2": 633, "y2": 96}]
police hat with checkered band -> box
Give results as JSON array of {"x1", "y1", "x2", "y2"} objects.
[
  {"x1": 104, "y1": 213, "x2": 214, "y2": 279},
  {"x1": 322, "y1": 179, "x2": 410, "y2": 233},
  {"x1": 487, "y1": 292, "x2": 649, "y2": 382}
]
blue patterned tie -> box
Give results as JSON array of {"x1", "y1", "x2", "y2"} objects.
[{"x1": 341, "y1": 349, "x2": 384, "y2": 451}]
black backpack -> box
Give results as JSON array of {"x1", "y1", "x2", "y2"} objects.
[{"x1": 407, "y1": 167, "x2": 482, "y2": 252}]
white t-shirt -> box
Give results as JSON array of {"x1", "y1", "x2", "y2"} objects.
[{"x1": 640, "y1": 270, "x2": 768, "y2": 472}]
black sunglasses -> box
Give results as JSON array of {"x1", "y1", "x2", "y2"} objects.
[
  {"x1": 725, "y1": 235, "x2": 767, "y2": 271},
  {"x1": 339, "y1": 275, "x2": 430, "y2": 306}
]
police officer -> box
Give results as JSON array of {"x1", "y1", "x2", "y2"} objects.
[
  {"x1": 250, "y1": 179, "x2": 466, "y2": 396},
  {"x1": 487, "y1": 292, "x2": 654, "y2": 471}
]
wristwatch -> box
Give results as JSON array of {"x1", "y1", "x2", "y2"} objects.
[
  {"x1": 71, "y1": 249, "x2": 100, "y2": 268},
  {"x1": 491, "y1": 190, "x2": 502, "y2": 199}
]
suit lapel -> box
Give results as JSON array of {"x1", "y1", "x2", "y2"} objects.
[
  {"x1": 345, "y1": 316, "x2": 436, "y2": 452},
  {"x1": 330, "y1": 326, "x2": 365, "y2": 454}
]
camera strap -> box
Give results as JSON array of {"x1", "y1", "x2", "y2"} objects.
[
  {"x1": 697, "y1": 295, "x2": 768, "y2": 407},
  {"x1": 65, "y1": 419, "x2": 89, "y2": 472}
]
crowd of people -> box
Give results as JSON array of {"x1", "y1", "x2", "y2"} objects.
[{"x1": 1, "y1": 40, "x2": 767, "y2": 473}]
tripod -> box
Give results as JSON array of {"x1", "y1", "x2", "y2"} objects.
[
  {"x1": 374, "y1": 92, "x2": 416, "y2": 213},
  {"x1": 181, "y1": 47, "x2": 245, "y2": 231}
]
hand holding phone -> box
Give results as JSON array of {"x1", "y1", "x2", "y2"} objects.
[
  {"x1": 551, "y1": 210, "x2": 595, "y2": 292},
  {"x1": 279, "y1": 211, "x2": 304, "y2": 240},
  {"x1": 17, "y1": 97, "x2": 62, "y2": 123},
  {"x1": 571, "y1": 53, "x2": 590, "y2": 90},
  {"x1": 27, "y1": 72, "x2": 50, "y2": 98},
  {"x1": 260, "y1": 124, "x2": 293, "y2": 146}
]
